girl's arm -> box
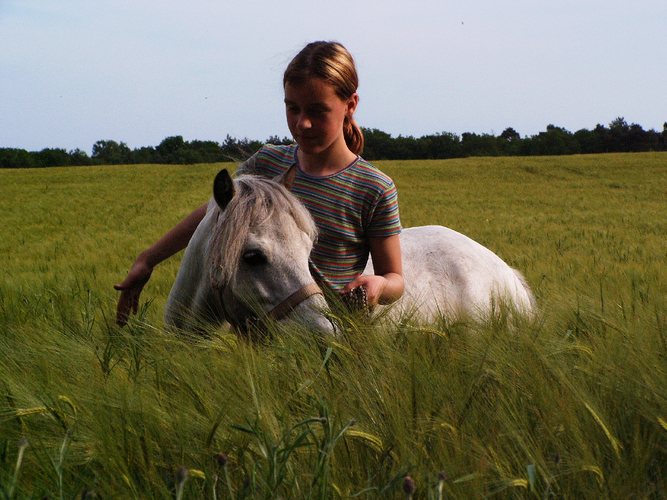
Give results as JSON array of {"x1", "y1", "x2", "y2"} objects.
[
  {"x1": 115, "y1": 152, "x2": 259, "y2": 325},
  {"x1": 114, "y1": 202, "x2": 208, "y2": 325},
  {"x1": 344, "y1": 234, "x2": 404, "y2": 306}
]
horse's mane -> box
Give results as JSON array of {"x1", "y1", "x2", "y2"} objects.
[{"x1": 208, "y1": 174, "x2": 317, "y2": 288}]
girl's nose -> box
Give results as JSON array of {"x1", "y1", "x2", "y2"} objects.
[{"x1": 297, "y1": 114, "x2": 312, "y2": 130}]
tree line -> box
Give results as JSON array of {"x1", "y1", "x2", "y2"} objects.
[{"x1": 1, "y1": 118, "x2": 666, "y2": 168}]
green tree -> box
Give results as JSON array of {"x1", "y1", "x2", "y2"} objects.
[
  {"x1": 68, "y1": 148, "x2": 91, "y2": 166},
  {"x1": 156, "y1": 136, "x2": 187, "y2": 163},
  {"x1": 92, "y1": 140, "x2": 132, "y2": 164},
  {"x1": 361, "y1": 128, "x2": 393, "y2": 160},
  {"x1": 221, "y1": 135, "x2": 262, "y2": 161},
  {"x1": 0, "y1": 148, "x2": 37, "y2": 168},
  {"x1": 500, "y1": 127, "x2": 520, "y2": 142},
  {"x1": 421, "y1": 132, "x2": 461, "y2": 159},
  {"x1": 461, "y1": 132, "x2": 499, "y2": 157},
  {"x1": 37, "y1": 148, "x2": 71, "y2": 167},
  {"x1": 189, "y1": 140, "x2": 225, "y2": 163},
  {"x1": 521, "y1": 125, "x2": 580, "y2": 155},
  {"x1": 498, "y1": 127, "x2": 521, "y2": 155}
]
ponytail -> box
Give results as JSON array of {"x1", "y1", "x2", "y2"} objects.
[{"x1": 344, "y1": 116, "x2": 364, "y2": 156}]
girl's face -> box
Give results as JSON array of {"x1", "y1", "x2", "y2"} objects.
[{"x1": 284, "y1": 78, "x2": 358, "y2": 156}]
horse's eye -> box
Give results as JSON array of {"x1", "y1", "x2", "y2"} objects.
[{"x1": 242, "y1": 249, "x2": 267, "y2": 266}]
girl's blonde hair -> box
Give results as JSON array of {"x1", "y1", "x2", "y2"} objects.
[{"x1": 283, "y1": 41, "x2": 364, "y2": 155}]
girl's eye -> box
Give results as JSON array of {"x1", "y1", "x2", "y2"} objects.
[{"x1": 242, "y1": 250, "x2": 267, "y2": 266}]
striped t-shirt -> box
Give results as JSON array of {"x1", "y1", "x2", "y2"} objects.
[{"x1": 236, "y1": 144, "x2": 401, "y2": 291}]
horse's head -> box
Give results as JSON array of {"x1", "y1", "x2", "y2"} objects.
[{"x1": 207, "y1": 168, "x2": 334, "y2": 336}]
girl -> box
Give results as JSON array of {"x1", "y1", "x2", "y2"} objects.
[{"x1": 115, "y1": 41, "x2": 404, "y2": 325}]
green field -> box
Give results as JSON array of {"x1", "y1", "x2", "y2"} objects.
[{"x1": 1, "y1": 153, "x2": 665, "y2": 498}]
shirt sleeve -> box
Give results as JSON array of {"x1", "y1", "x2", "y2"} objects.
[{"x1": 366, "y1": 182, "x2": 402, "y2": 238}]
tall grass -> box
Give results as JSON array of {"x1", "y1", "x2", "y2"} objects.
[{"x1": 1, "y1": 153, "x2": 665, "y2": 497}]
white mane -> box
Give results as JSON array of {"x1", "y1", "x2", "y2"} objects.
[{"x1": 207, "y1": 175, "x2": 317, "y2": 288}]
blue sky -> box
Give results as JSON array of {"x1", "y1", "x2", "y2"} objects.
[{"x1": 1, "y1": 0, "x2": 666, "y2": 153}]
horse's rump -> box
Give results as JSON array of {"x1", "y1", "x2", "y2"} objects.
[{"x1": 365, "y1": 225, "x2": 535, "y2": 322}]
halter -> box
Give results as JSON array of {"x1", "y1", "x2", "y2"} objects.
[
  {"x1": 216, "y1": 280, "x2": 324, "y2": 335},
  {"x1": 269, "y1": 282, "x2": 324, "y2": 321}
]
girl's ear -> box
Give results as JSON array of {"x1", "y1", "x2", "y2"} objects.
[
  {"x1": 347, "y1": 92, "x2": 359, "y2": 117},
  {"x1": 275, "y1": 164, "x2": 297, "y2": 190},
  {"x1": 213, "y1": 169, "x2": 235, "y2": 210}
]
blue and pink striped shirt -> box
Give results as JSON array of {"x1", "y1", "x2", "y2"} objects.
[{"x1": 236, "y1": 144, "x2": 401, "y2": 291}]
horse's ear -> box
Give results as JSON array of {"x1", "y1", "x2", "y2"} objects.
[
  {"x1": 275, "y1": 164, "x2": 297, "y2": 190},
  {"x1": 213, "y1": 169, "x2": 235, "y2": 211}
]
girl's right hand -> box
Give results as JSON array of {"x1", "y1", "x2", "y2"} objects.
[
  {"x1": 114, "y1": 258, "x2": 154, "y2": 326},
  {"x1": 112, "y1": 202, "x2": 209, "y2": 326}
]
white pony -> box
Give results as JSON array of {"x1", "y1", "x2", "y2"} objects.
[
  {"x1": 165, "y1": 169, "x2": 334, "y2": 335},
  {"x1": 165, "y1": 168, "x2": 535, "y2": 334}
]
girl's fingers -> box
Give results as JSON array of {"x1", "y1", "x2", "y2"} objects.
[
  {"x1": 115, "y1": 288, "x2": 141, "y2": 325},
  {"x1": 116, "y1": 301, "x2": 128, "y2": 325}
]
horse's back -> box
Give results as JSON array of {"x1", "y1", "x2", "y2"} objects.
[{"x1": 366, "y1": 225, "x2": 535, "y2": 321}]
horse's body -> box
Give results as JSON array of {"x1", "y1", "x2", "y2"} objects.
[
  {"x1": 165, "y1": 170, "x2": 535, "y2": 333},
  {"x1": 365, "y1": 225, "x2": 535, "y2": 322}
]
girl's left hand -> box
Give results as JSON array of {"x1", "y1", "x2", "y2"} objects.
[{"x1": 343, "y1": 275, "x2": 387, "y2": 306}]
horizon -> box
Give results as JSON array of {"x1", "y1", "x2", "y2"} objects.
[
  {"x1": 4, "y1": 117, "x2": 666, "y2": 156},
  {"x1": 5, "y1": 116, "x2": 667, "y2": 156}
]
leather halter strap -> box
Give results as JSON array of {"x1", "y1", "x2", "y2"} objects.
[
  {"x1": 218, "y1": 281, "x2": 324, "y2": 334},
  {"x1": 267, "y1": 282, "x2": 324, "y2": 321}
]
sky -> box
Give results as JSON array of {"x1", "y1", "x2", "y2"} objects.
[{"x1": 1, "y1": 0, "x2": 666, "y2": 153}]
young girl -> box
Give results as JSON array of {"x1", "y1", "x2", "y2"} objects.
[{"x1": 115, "y1": 41, "x2": 404, "y2": 325}]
